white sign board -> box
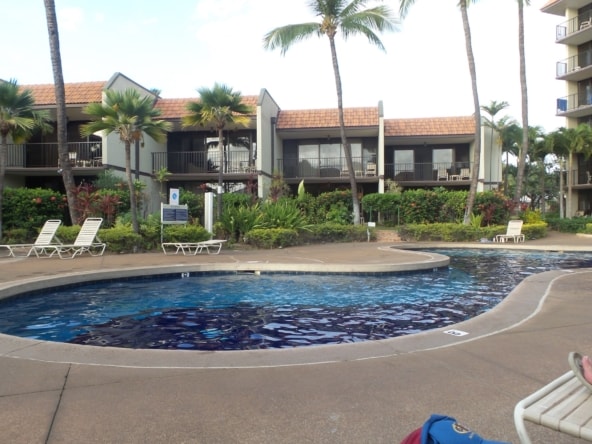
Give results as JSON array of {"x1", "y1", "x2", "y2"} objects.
[{"x1": 169, "y1": 188, "x2": 179, "y2": 205}]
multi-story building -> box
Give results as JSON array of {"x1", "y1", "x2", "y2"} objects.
[
  {"x1": 543, "y1": 0, "x2": 592, "y2": 216},
  {"x1": 5, "y1": 72, "x2": 500, "y2": 220}
]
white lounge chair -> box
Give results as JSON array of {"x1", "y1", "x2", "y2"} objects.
[
  {"x1": 494, "y1": 220, "x2": 525, "y2": 243},
  {"x1": 162, "y1": 239, "x2": 227, "y2": 255},
  {"x1": 32, "y1": 217, "x2": 106, "y2": 259},
  {"x1": 0, "y1": 219, "x2": 62, "y2": 258}
]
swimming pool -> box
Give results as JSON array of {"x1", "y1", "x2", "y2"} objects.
[{"x1": 0, "y1": 249, "x2": 590, "y2": 351}]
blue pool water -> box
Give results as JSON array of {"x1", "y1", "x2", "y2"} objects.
[{"x1": 0, "y1": 249, "x2": 591, "y2": 350}]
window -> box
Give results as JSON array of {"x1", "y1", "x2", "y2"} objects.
[
  {"x1": 433, "y1": 148, "x2": 453, "y2": 168},
  {"x1": 394, "y1": 150, "x2": 414, "y2": 170}
]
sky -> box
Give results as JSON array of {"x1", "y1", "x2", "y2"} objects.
[{"x1": 3, "y1": 0, "x2": 566, "y2": 132}]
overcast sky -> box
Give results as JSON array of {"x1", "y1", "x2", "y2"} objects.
[{"x1": 3, "y1": 0, "x2": 565, "y2": 132}]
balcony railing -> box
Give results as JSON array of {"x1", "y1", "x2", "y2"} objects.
[
  {"x1": 384, "y1": 162, "x2": 470, "y2": 182},
  {"x1": 152, "y1": 151, "x2": 255, "y2": 174},
  {"x1": 556, "y1": 93, "x2": 592, "y2": 116},
  {"x1": 556, "y1": 50, "x2": 592, "y2": 79},
  {"x1": 6, "y1": 142, "x2": 102, "y2": 168},
  {"x1": 556, "y1": 13, "x2": 592, "y2": 43},
  {"x1": 276, "y1": 156, "x2": 377, "y2": 178}
]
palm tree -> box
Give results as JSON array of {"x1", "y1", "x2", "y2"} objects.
[
  {"x1": 481, "y1": 100, "x2": 509, "y2": 191},
  {"x1": 80, "y1": 89, "x2": 171, "y2": 233},
  {"x1": 400, "y1": 0, "x2": 481, "y2": 224},
  {"x1": 513, "y1": 0, "x2": 531, "y2": 212},
  {"x1": 0, "y1": 80, "x2": 52, "y2": 239},
  {"x1": 526, "y1": 126, "x2": 551, "y2": 214},
  {"x1": 182, "y1": 83, "x2": 253, "y2": 220},
  {"x1": 550, "y1": 124, "x2": 592, "y2": 217},
  {"x1": 500, "y1": 121, "x2": 521, "y2": 194},
  {"x1": 43, "y1": 0, "x2": 79, "y2": 225},
  {"x1": 264, "y1": 0, "x2": 397, "y2": 225}
]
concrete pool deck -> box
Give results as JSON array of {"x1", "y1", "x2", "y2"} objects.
[{"x1": 1, "y1": 232, "x2": 591, "y2": 443}]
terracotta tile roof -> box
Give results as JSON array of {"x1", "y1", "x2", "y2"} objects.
[
  {"x1": 155, "y1": 95, "x2": 259, "y2": 119},
  {"x1": 21, "y1": 81, "x2": 105, "y2": 106},
  {"x1": 277, "y1": 107, "x2": 379, "y2": 129},
  {"x1": 384, "y1": 116, "x2": 475, "y2": 137}
]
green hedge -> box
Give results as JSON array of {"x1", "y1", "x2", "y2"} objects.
[{"x1": 399, "y1": 222, "x2": 547, "y2": 242}]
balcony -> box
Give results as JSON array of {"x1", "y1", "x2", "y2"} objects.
[
  {"x1": 556, "y1": 50, "x2": 592, "y2": 81},
  {"x1": 385, "y1": 162, "x2": 470, "y2": 183},
  {"x1": 556, "y1": 13, "x2": 592, "y2": 46},
  {"x1": 6, "y1": 142, "x2": 103, "y2": 169},
  {"x1": 276, "y1": 156, "x2": 377, "y2": 179},
  {"x1": 556, "y1": 93, "x2": 592, "y2": 118},
  {"x1": 152, "y1": 151, "x2": 256, "y2": 175}
]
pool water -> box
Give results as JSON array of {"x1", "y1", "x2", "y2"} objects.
[{"x1": 0, "y1": 249, "x2": 591, "y2": 350}]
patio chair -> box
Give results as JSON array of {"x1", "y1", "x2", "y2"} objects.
[
  {"x1": 437, "y1": 167, "x2": 449, "y2": 181},
  {"x1": 460, "y1": 168, "x2": 470, "y2": 180},
  {"x1": 365, "y1": 162, "x2": 377, "y2": 176},
  {"x1": 494, "y1": 220, "x2": 525, "y2": 243},
  {"x1": 162, "y1": 239, "x2": 227, "y2": 255},
  {"x1": 32, "y1": 217, "x2": 106, "y2": 259},
  {"x1": 0, "y1": 219, "x2": 62, "y2": 258}
]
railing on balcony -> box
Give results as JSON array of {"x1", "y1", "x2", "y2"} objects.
[
  {"x1": 556, "y1": 93, "x2": 592, "y2": 114},
  {"x1": 6, "y1": 142, "x2": 102, "y2": 168},
  {"x1": 556, "y1": 13, "x2": 592, "y2": 41},
  {"x1": 556, "y1": 50, "x2": 592, "y2": 77},
  {"x1": 152, "y1": 151, "x2": 255, "y2": 175},
  {"x1": 384, "y1": 162, "x2": 470, "y2": 182},
  {"x1": 276, "y1": 156, "x2": 376, "y2": 178}
]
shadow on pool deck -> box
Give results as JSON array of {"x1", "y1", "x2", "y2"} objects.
[{"x1": 0, "y1": 231, "x2": 591, "y2": 443}]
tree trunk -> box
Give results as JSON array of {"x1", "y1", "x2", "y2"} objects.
[
  {"x1": 44, "y1": 0, "x2": 79, "y2": 224},
  {"x1": 217, "y1": 128, "x2": 224, "y2": 220},
  {"x1": 329, "y1": 36, "x2": 360, "y2": 225},
  {"x1": 125, "y1": 142, "x2": 139, "y2": 233},
  {"x1": 514, "y1": 0, "x2": 529, "y2": 211},
  {"x1": 460, "y1": 3, "x2": 481, "y2": 224},
  {"x1": 0, "y1": 134, "x2": 6, "y2": 239}
]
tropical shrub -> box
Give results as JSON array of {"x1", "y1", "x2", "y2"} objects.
[
  {"x1": 261, "y1": 199, "x2": 311, "y2": 230},
  {"x1": 474, "y1": 191, "x2": 512, "y2": 226},
  {"x1": 3, "y1": 187, "x2": 67, "y2": 235},
  {"x1": 245, "y1": 228, "x2": 298, "y2": 248}
]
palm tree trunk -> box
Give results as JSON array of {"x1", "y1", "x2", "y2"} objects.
[
  {"x1": 217, "y1": 130, "x2": 224, "y2": 220},
  {"x1": 460, "y1": 3, "x2": 481, "y2": 225},
  {"x1": 44, "y1": 0, "x2": 79, "y2": 225},
  {"x1": 0, "y1": 134, "x2": 6, "y2": 239},
  {"x1": 125, "y1": 142, "x2": 139, "y2": 233},
  {"x1": 328, "y1": 36, "x2": 360, "y2": 225},
  {"x1": 514, "y1": 0, "x2": 529, "y2": 210}
]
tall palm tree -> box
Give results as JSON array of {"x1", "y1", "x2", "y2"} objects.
[
  {"x1": 400, "y1": 0, "x2": 481, "y2": 224},
  {"x1": 549, "y1": 124, "x2": 592, "y2": 218},
  {"x1": 182, "y1": 83, "x2": 253, "y2": 220},
  {"x1": 264, "y1": 0, "x2": 397, "y2": 225},
  {"x1": 0, "y1": 80, "x2": 52, "y2": 239},
  {"x1": 513, "y1": 0, "x2": 531, "y2": 211},
  {"x1": 481, "y1": 100, "x2": 509, "y2": 191},
  {"x1": 80, "y1": 89, "x2": 171, "y2": 233},
  {"x1": 44, "y1": 0, "x2": 79, "y2": 225}
]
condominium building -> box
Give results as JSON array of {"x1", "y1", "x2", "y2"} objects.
[
  {"x1": 5, "y1": 72, "x2": 500, "y2": 218},
  {"x1": 543, "y1": 0, "x2": 592, "y2": 216}
]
